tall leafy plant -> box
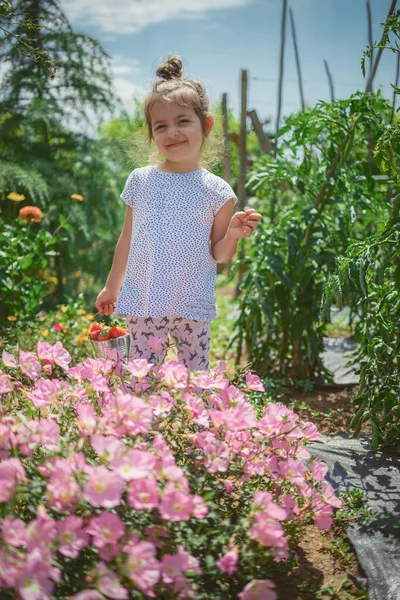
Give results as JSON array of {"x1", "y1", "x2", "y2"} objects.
[
  {"x1": 322, "y1": 13, "x2": 400, "y2": 451},
  {"x1": 229, "y1": 92, "x2": 390, "y2": 381}
]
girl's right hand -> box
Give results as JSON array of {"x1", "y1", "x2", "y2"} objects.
[{"x1": 95, "y1": 287, "x2": 118, "y2": 316}]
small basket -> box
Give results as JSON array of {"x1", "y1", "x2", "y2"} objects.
[{"x1": 88, "y1": 313, "x2": 131, "y2": 363}]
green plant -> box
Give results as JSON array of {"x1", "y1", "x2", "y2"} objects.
[
  {"x1": 322, "y1": 13, "x2": 400, "y2": 452},
  {"x1": 229, "y1": 91, "x2": 390, "y2": 382},
  {"x1": 0, "y1": 214, "x2": 63, "y2": 324}
]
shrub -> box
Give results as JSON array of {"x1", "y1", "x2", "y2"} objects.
[{"x1": 0, "y1": 339, "x2": 341, "y2": 599}]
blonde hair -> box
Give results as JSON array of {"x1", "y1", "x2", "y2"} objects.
[{"x1": 128, "y1": 55, "x2": 223, "y2": 170}]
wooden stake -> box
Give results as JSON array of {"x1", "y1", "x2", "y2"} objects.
[
  {"x1": 275, "y1": 0, "x2": 288, "y2": 159},
  {"x1": 234, "y1": 69, "x2": 248, "y2": 299},
  {"x1": 221, "y1": 93, "x2": 233, "y2": 274},
  {"x1": 289, "y1": 7, "x2": 305, "y2": 110},
  {"x1": 247, "y1": 109, "x2": 273, "y2": 154},
  {"x1": 391, "y1": 52, "x2": 400, "y2": 124},
  {"x1": 365, "y1": 0, "x2": 397, "y2": 93},
  {"x1": 237, "y1": 69, "x2": 248, "y2": 212},
  {"x1": 324, "y1": 59, "x2": 335, "y2": 101},
  {"x1": 221, "y1": 93, "x2": 231, "y2": 182},
  {"x1": 366, "y1": 0, "x2": 374, "y2": 92}
]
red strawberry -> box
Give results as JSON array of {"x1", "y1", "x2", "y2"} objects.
[
  {"x1": 109, "y1": 326, "x2": 128, "y2": 339},
  {"x1": 91, "y1": 330, "x2": 101, "y2": 340},
  {"x1": 98, "y1": 329, "x2": 111, "y2": 341},
  {"x1": 90, "y1": 323, "x2": 103, "y2": 334}
]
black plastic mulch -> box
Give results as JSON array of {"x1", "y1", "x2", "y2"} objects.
[{"x1": 308, "y1": 435, "x2": 400, "y2": 600}]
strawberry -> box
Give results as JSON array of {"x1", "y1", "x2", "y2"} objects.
[
  {"x1": 90, "y1": 323, "x2": 103, "y2": 334},
  {"x1": 91, "y1": 330, "x2": 101, "y2": 340},
  {"x1": 109, "y1": 326, "x2": 128, "y2": 338},
  {"x1": 97, "y1": 329, "x2": 111, "y2": 341}
]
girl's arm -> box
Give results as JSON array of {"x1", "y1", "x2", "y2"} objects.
[{"x1": 95, "y1": 206, "x2": 132, "y2": 315}]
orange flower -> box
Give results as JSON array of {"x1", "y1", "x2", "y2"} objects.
[
  {"x1": 71, "y1": 194, "x2": 84, "y2": 201},
  {"x1": 19, "y1": 206, "x2": 43, "y2": 223}
]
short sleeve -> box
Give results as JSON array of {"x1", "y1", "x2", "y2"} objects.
[
  {"x1": 120, "y1": 170, "x2": 138, "y2": 208},
  {"x1": 211, "y1": 177, "x2": 238, "y2": 216}
]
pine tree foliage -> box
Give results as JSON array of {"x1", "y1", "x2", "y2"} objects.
[{"x1": 0, "y1": 0, "x2": 124, "y2": 304}]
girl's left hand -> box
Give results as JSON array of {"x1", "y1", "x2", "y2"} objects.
[{"x1": 227, "y1": 208, "x2": 263, "y2": 240}]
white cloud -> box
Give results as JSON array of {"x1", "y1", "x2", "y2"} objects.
[
  {"x1": 111, "y1": 57, "x2": 141, "y2": 77},
  {"x1": 112, "y1": 65, "x2": 134, "y2": 75},
  {"x1": 61, "y1": 0, "x2": 252, "y2": 34},
  {"x1": 113, "y1": 77, "x2": 146, "y2": 108}
]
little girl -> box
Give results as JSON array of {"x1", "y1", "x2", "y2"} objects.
[{"x1": 95, "y1": 55, "x2": 262, "y2": 371}]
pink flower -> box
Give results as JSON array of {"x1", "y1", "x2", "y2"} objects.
[
  {"x1": 76, "y1": 403, "x2": 98, "y2": 437},
  {"x1": 159, "y1": 489, "x2": 193, "y2": 521},
  {"x1": 52, "y1": 341, "x2": 72, "y2": 370},
  {"x1": 86, "y1": 512, "x2": 125, "y2": 549},
  {"x1": 126, "y1": 358, "x2": 154, "y2": 379},
  {"x1": 91, "y1": 434, "x2": 125, "y2": 462},
  {"x1": 238, "y1": 579, "x2": 277, "y2": 600},
  {"x1": 36, "y1": 342, "x2": 54, "y2": 362},
  {"x1": 203, "y1": 441, "x2": 230, "y2": 473},
  {"x1": 39, "y1": 420, "x2": 60, "y2": 452},
  {"x1": 84, "y1": 466, "x2": 124, "y2": 508},
  {"x1": 257, "y1": 403, "x2": 298, "y2": 436},
  {"x1": 252, "y1": 491, "x2": 288, "y2": 520},
  {"x1": 300, "y1": 421, "x2": 322, "y2": 441},
  {"x1": 28, "y1": 378, "x2": 63, "y2": 408},
  {"x1": 128, "y1": 478, "x2": 159, "y2": 510},
  {"x1": 96, "y1": 562, "x2": 128, "y2": 599},
  {"x1": 0, "y1": 457, "x2": 25, "y2": 502},
  {"x1": 15, "y1": 551, "x2": 55, "y2": 600},
  {"x1": 19, "y1": 350, "x2": 41, "y2": 380},
  {"x1": 192, "y1": 494, "x2": 208, "y2": 518},
  {"x1": 2, "y1": 349, "x2": 17, "y2": 368},
  {"x1": 57, "y1": 516, "x2": 89, "y2": 558},
  {"x1": 311, "y1": 459, "x2": 329, "y2": 481},
  {"x1": 54, "y1": 323, "x2": 63, "y2": 331},
  {"x1": 124, "y1": 540, "x2": 160, "y2": 597},
  {"x1": 223, "y1": 479, "x2": 234, "y2": 494},
  {"x1": 158, "y1": 361, "x2": 188, "y2": 388},
  {"x1": 161, "y1": 545, "x2": 202, "y2": 584},
  {"x1": 217, "y1": 547, "x2": 238, "y2": 575},
  {"x1": 25, "y1": 509, "x2": 57, "y2": 553},
  {"x1": 210, "y1": 399, "x2": 256, "y2": 431},
  {"x1": 2, "y1": 517, "x2": 26, "y2": 547},
  {"x1": 321, "y1": 481, "x2": 342, "y2": 508},
  {"x1": 110, "y1": 449, "x2": 156, "y2": 481},
  {"x1": 245, "y1": 372, "x2": 265, "y2": 392},
  {"x1": 249, "y1": 514, "x2": 288, "y2": 559},
  {"x1": 111, "y1": 391, "x2": 153, "y2": 436},
  {"x1": 278, "y1": 457, "x2": 306, "y2": 485},
  {"x1": 46, "y1": 459, "x2": 81, "y2": 511},
  {"x1": 0, "y1": 374, "x2": 13, "y2": 394}
]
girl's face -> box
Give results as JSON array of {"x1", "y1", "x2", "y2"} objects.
[{"x1": 150, "y1": 101, "x2": 213, "y2": 168}]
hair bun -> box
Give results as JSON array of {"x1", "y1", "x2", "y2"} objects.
[{"x1": 156, "y1": 56, "x2": 183, "y2": 81}]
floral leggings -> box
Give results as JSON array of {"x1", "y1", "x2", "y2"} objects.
[{"x1": 125, "y1": 315, "x2": 211, "y2": 371}]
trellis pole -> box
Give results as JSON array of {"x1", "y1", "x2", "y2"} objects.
[
  {"x1": 289, "y1": 7, "x2": 305, "y2": 110},
  {"x1": 234, "y1": 69, "x2": 248, "y2": 298},
  {"x1": 365, "y1": 0, "x2": 397, "y2": 92},
  {"x1": 271, "y1": 0, "x2": 288, "y2": 223},
  {"x1": 324, "y1": 59, "x2": 335, "y2": 101}
]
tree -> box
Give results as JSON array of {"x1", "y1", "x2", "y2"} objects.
[{"x1": 0, "y1": 0, "x2": 121, "y2": 305}]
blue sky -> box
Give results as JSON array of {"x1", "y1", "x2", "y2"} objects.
[{"x1": 61, "y1": 0, "x2": 397, "y2": 125}]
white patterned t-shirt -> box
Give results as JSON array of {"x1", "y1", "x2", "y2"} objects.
[{"x1": 114, "y1": 165, "x2": 237, "y2": 322}]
